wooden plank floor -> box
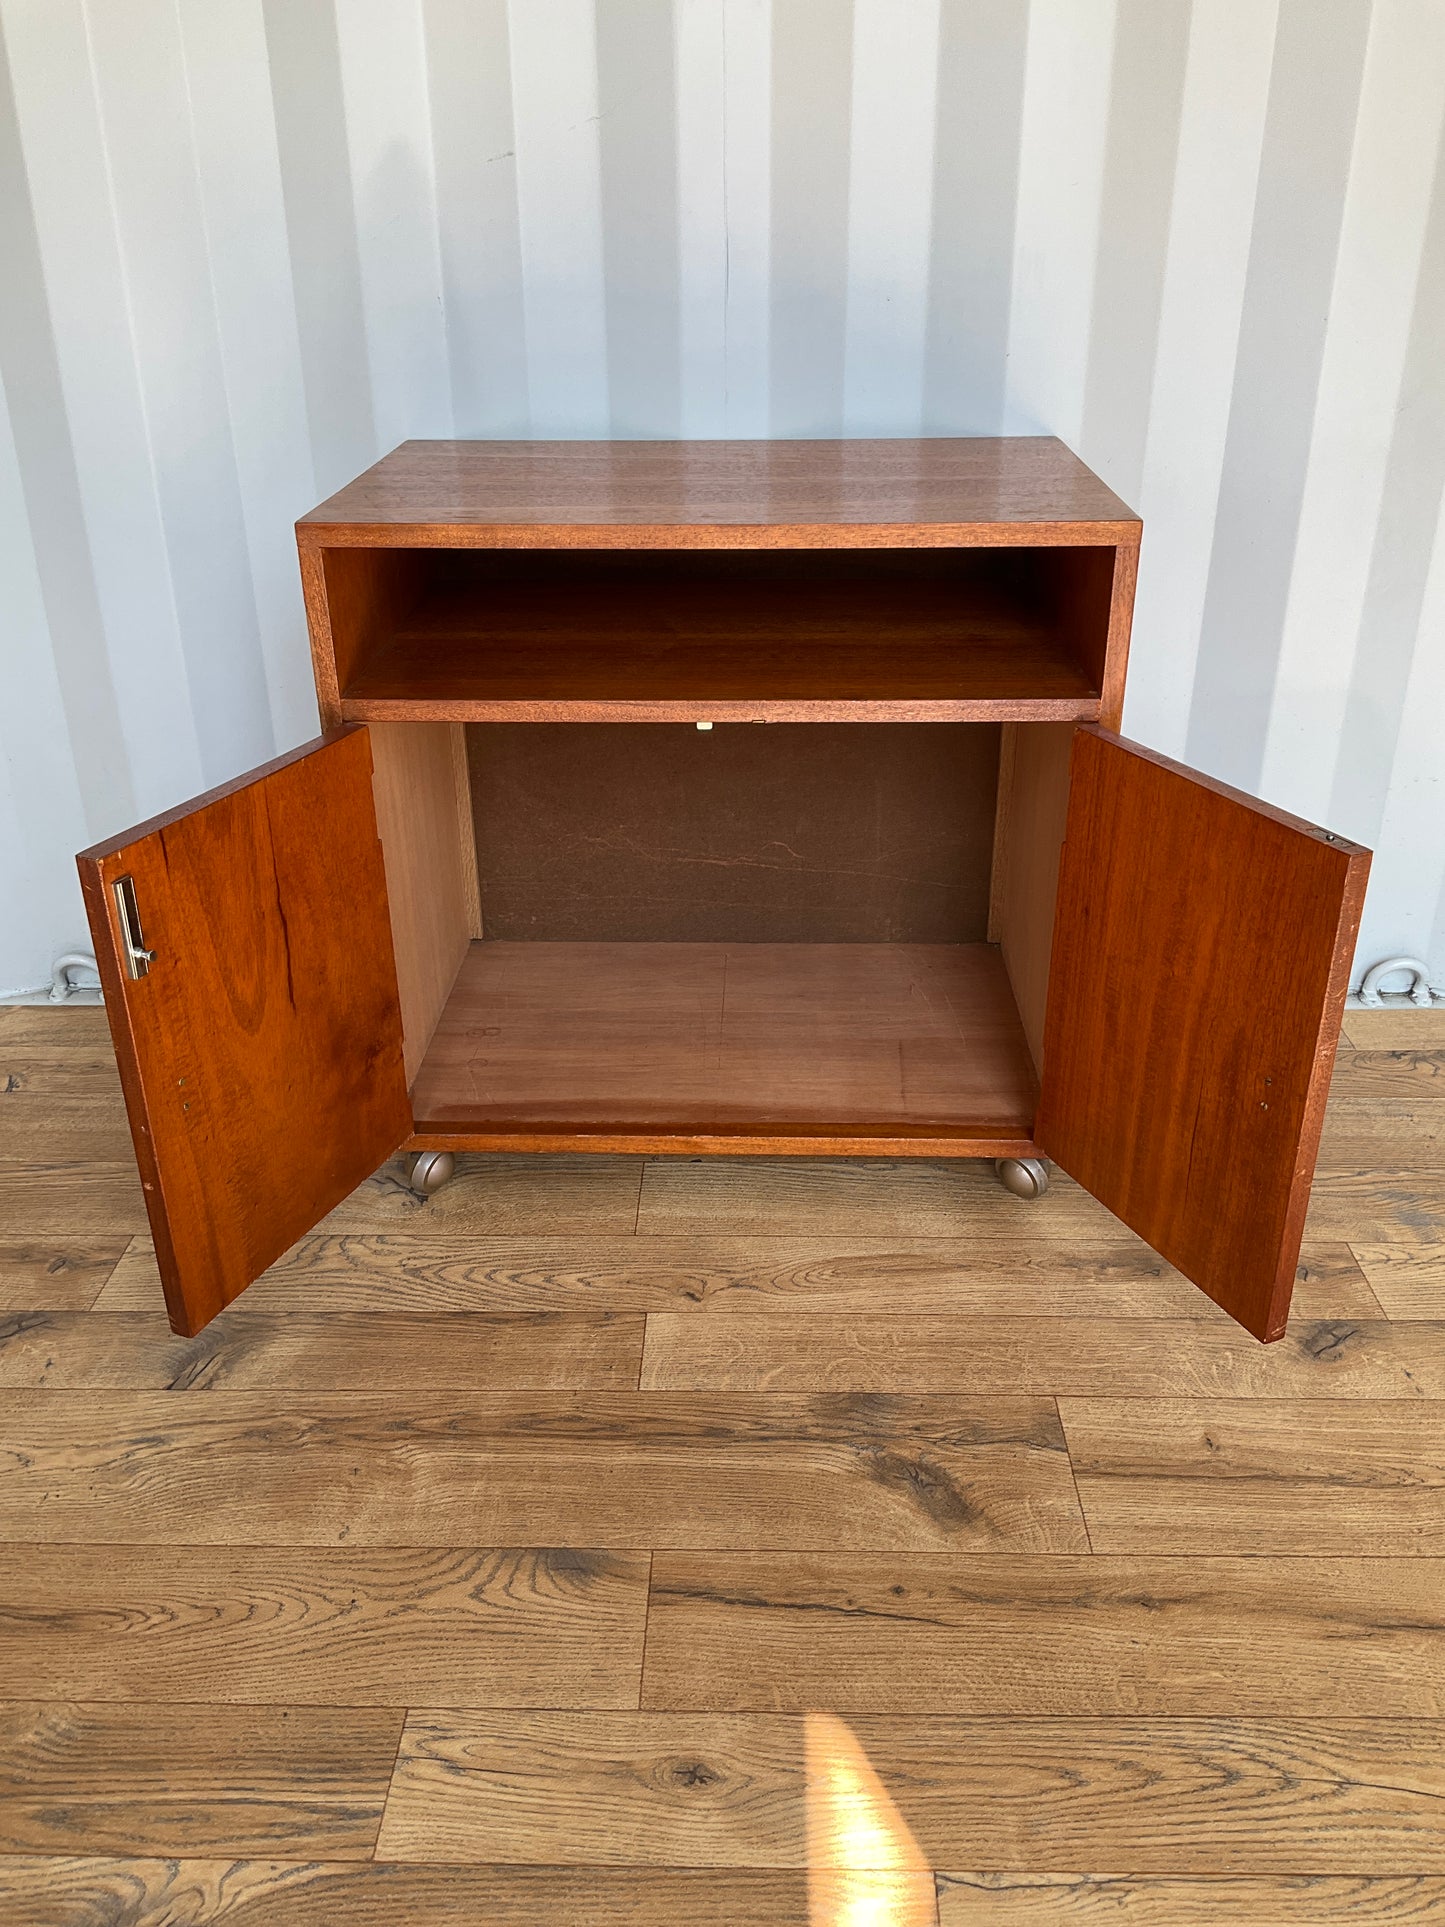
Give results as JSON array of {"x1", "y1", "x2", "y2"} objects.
[{"x1": 2, "y1": 1002, "x2": 1444, "y2": 1925}]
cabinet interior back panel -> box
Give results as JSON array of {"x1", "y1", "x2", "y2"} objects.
[{"x1": 467, "y1": 723, "x2": 1001, "y2": 943}]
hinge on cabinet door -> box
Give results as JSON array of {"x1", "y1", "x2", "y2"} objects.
[{"x1": 112, "y1": 875, "x2": 156, "y2": 979}]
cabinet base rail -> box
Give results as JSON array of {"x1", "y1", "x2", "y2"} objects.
[{"x1": 403, "y1": 1127, "x2": 1043, "y2": 1158}]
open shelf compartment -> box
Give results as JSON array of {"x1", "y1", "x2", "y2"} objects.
[
  {"x1": 321, "y1": 546, "x2": 1118, "y2": 723},
  {"x1": 373, "y1": 716, "x2": 1061, "y2": 1158}
]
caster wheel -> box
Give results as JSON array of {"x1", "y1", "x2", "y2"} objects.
[
  {"x1": 408, "y1": 1151, "x2": 455, "y2": 1198},
  {"x1": 995, "y1": 1156, "x2": 1049, "y2": 1200}
]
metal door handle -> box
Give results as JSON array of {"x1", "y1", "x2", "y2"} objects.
[{"x1": 113, "y1": 875, "x2": 156, "y2": 978}]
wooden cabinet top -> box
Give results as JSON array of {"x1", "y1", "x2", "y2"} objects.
[{"x1": 298, "y1": 437, "x2": 1140, "y2": 548}]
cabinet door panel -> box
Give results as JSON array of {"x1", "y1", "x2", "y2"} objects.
[
  {"x1": 78, "y1": 728, "x2": 410, "y2": 1335},
  {"x1": 1036, "y1": 727, "x2": 1368, "y2": 1340}
]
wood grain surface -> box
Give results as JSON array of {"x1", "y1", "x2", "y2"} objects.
[
  {"x1": 375, "y1": 1710, "x2": 1445, "y2": 1871},
  {"x1": 641, "y1": 1553, "x2": 1445, "y2": 1714},
  {"x1": 0, "y1": 1860, "x2": 857, "y2": 1926},
  {"x1": 1038, "y1": 728, "x2": 1370, "y2": 1340},
  {"x1": 88, "y1": 1234, "x2": 1384, "y2": 1320},
  {"x1": 77, "y1": 729, "x2": 410, "y2": 1335},
  {"x1": 639, "y1": 1312, "x2": 1444, "y2": 1396},
  {"x1": 0, "y1": 1240, "x2": 127, "y2": 1311},
  {"x1": 0, "y1": 1546, "x2": 649, "y2": 1707},
  {"x1": 0, "y1": 1393, "x2": 1087, "y2": 1552},
  {"x1": 468, "y1": 722, "x2": 1002, "y2": 944},
  {"x1": 1351, "y1": 1241, "x2": 1445, "y2": 1318},
  {"x1": 298, "y1": 435, "x2": 1140, "y2": 542},
  {"x1": 4, "y1": 1003, "x2": 1445, "y2": 1913},
  {"x1": 1060, "y1": 1398, "x2": 1445, "y2": 1553},
  {"x1": 409, "y1": 941, "x2": 1038, "y2": 1141},
  {"x1": 935, "y1": 1872, "x2": 1445, "y2": 1923},
  {"x1": 0, "y1": 1702, "x2": 401, "y2": 1857},
  {"x1": 0, "y1": 1309, "x2": 646, "y2": 1391}
]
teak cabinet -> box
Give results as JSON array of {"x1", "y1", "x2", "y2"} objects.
[{"x1": 78, "y1": 439, "x2": 1369, "y2": 1344}]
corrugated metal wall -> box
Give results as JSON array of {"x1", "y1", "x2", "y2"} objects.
[{"x1": 2, "y1": 0, "x2": 1442, "y2": 994}]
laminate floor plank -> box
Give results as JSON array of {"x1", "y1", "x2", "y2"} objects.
[
  {"x1": 1330, "y1": 1047, "x2": 1445, "y2": 1100},
  {"x1": 1305, "y1": 1171, "x2": 1445, "y2": 1242},
  {"x1": 318, "y1": 1154, "x2": 644, "y2": 1235},
  {"x1": 0, "y1": 1008, "x2": 113, "y2": 1044},
  {"x1": 0, "y1": 1161, "x2": 150, "y2": 1236},
  {"x1": 0, "y1": 1859, "x2": 886, "y2": 1927},
  {"x1": 635, "y1": 1157, "x2": 1124, "y2": 1239},
  {"x1": 0, "y1": 1051, "x2": 124, "y2": 1095},
  {"x1": 1061, "y1": 1400, "x2": 1445, "y2": 1554},
  {"x1": 376, "y1": 1709, "x2": 1445, "y2": 1872},
  {"x1": 1341, "y1": 1010, "x2": 1445, "y2": 1048},
  {"x1": 0, "y1": 1701, "x2": 401, "y2": 1858},
  {"x1": 1352, "y1": 1243, "x2": 1445, "y2": 1320},
  {"x1": 0, "y1": 1393, "x2": 1087, "y2": 1551},
  {"x1": 90, "y1": 1235, "x2": 1382, "y2": 1321},
  {"x1": 0, "y1": 1309, "x2": 646, "y2": 1391},
  {"x1": 0, "y1": 1239, "x2": 127, "y2": 1312},
  {"x1": 0, "y1": 1097, "x2": 137, "y2": 1160},
  {"x1": 640, "y1": 1313, "x2": 1445, "y2": 1396},
  {"x1": 0, "y1": 1547, "x2": 649, "y2": 1707},
  {"x1": 1317, "y1": 1139, "x2": 1445, "y2": 1174},
  {"x1": 641, "y1": 1554, "x2": 1445, "y2": 1715},
  {"x1": 936, "y1": 1872, "x2": 1445, "y2": 1923}
]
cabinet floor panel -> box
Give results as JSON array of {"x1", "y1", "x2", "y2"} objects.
[{"x1": 409, "y1": 942, "x2": 1038, "y2": 1152}]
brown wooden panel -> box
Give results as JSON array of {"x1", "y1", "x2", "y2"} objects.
[
  {"x1": 641, "y1": 1553, "x2": 1445, "y2": 1714},
  {"x1": 1061, "y1": 1397, "x2": 1445, "y2": 1554},
  {"x1": 317, "y1": 1153, "x2": 645, "y2": 1234},
  {"x1": 1341, "y1": 1008, "x2": 1445, "y2": 1047},
  {"x1": 937, "y1": 1873, "x2": 1445, "y2": 1923},
  {"x1": 299, "y1": 435, "x2": 1140, "y2": 542},
  {"x1": 0, "y1": 1160, "x2": 150, "y2": 1237},
  {"x1": 469, "y1": 723, "x2": 999, "y2": 943},
  {"x1": 0, "y1": 1701, "x2": 400, "y2": 1857},
  {"x1": 90, "y1": 1233, "x2": 1384, "y2": 1321},
  {"x1": 988, "y1": 720, "x2": 1074, "y2": 1071},
  {"x1": 0, "y1": 1311, "x2": 646, "y2": 1392},
  {"x1": 1037, "y1": 728, "x2": 1369, "y2": 1340},
  {"x1": 0, "y1": 1861, "x2": 847, "y2": 1927},
  {"x1": 1305, "y1": 1169, "x2": 1445, "y2": 1242},
  {"x1": 0, "y1": 1546, "x2": 649, "y2": 1707},
  {"x1": 632, "y1": 1155, "x2": 1117, "y2": 1238},
  {"x1": 638, "y1": 1312, "x2": 1445, "y2": 1397},
  {"x1": 300, "y1": 544, "x2": 428, "y2": 725},
  {"x1": 409, "y1": 941, "x2": 1037, "y2": 1140},
  {"x1": 377, "y1": 1709, "x2": 1445, "y2": 1873},
  {"x1": 1351, "y1": 1242, "x2": 1445, "y2": 1318},
  {"x1": 0, "y1": 1241, "x2": 127, "y2": 1312},
  {"x1": 77, "y1": 729, "x2": 411, "y2": 1336},
  {"x1": 0, "y1": 1391, "x2": 1085, "y2": 1552},
  {"x1": 368, "y1": 721, "x2": 476, "y2": 1082}
]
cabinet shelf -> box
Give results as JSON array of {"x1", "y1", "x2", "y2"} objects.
[
  {"x1": 326, "y1": 547, "x2": 1111, "y2": 723},
  {"x1": 408, "y1": 939, "x2": 1039, "y2": 1153}
]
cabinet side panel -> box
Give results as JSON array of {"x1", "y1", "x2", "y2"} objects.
[
  {"x1": 303, "y1": 545, "x2": 430, "y2": 722},
  {"x1": 991, "y1": 722, "x2": 1075, "y2": 1074},
  {"x1": 370, "y1": 722, "x2": 476, "y2": 1085}
]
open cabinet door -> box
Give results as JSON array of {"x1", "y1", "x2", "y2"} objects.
[
  {"x1": 78, "y1": 728, "x2": 411, "y2": 1336},
  {"x1": 1035, "y1": 727, "x2": 1369, "y2": 1341}
]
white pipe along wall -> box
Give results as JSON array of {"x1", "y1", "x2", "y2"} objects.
[{"x1": 1, "y1": 0, "x2": 1443, "y2": 998}]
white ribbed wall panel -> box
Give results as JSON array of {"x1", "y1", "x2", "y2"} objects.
[{"x1": 1, "y1": 0, "x2": 1442, "y2": 992}]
